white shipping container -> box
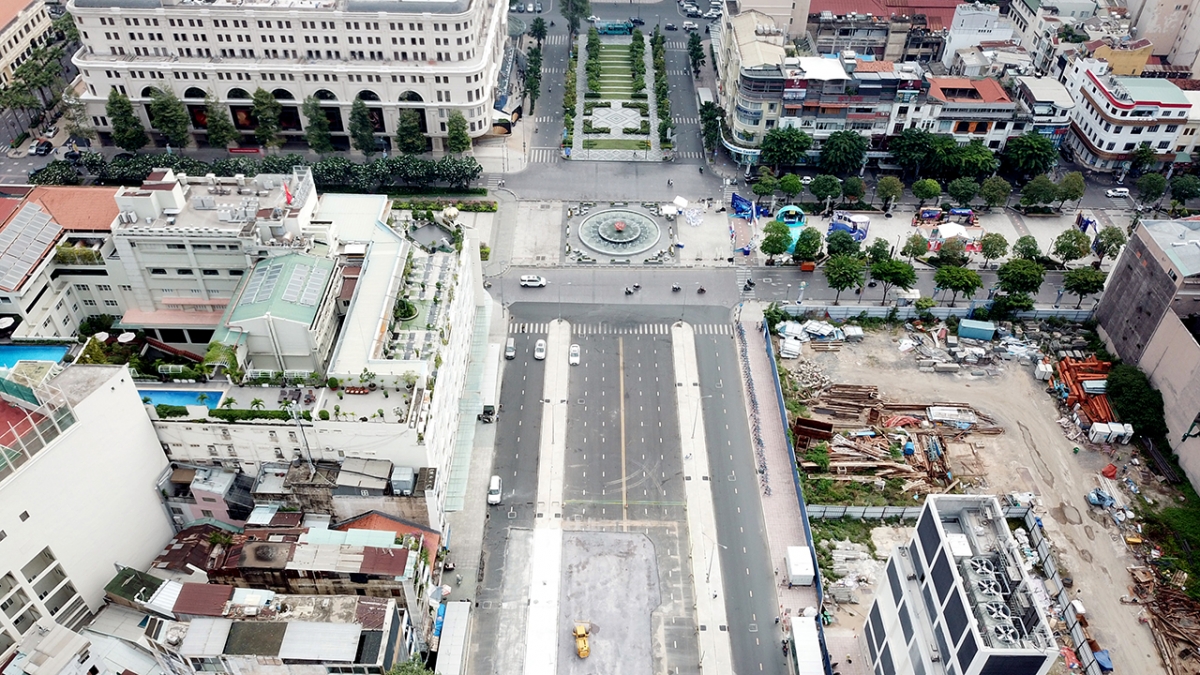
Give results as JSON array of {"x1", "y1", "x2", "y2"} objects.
[
  {"x1": 1088, "y1": 422, "x2": 1112, "y2": 444},
  {"x1": 1120, "y1": 423, "x2": 1134, "y2": 444},
  {"x1": 786, "y1": 546, "x2": 815, "y2": 586}
]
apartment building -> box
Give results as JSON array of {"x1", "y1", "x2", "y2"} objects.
[
  {"x1": 0, "y1": 364, "x2": 173, "y2": 658},
  {"x1": 1095, "y1": 218, "x2": 1200, "y2": 486},
  {"x1": 3, "y1": 617, "x2": 115, "y2": 675},
  {"x1": 925, "y1": 77, "x2": 1019, "y2": 150},
  {"x1": 866, "y1": 495, "x2": 1058, "y2": 675},
  {"x1": 1063, "y1": 57, "x2": 1191, "y2": 173},
  {"x1": 740, "y1": 0, "x2": 810, "y2": 38},
  {"x1": 66, "y1": 0, "x2": 508, "y2": 151},
  {"x1": 1009, "y1": 0, "x2": 1097, "y2": 72},
  {"x1": 1175, "y1": 91, "x2": 1200, "y2": 161},
  {"x1": 942, "y1": 3, "x2": 1015, "y2": 69},
  {"x1": 806, "y1": 11, "x2": 944, "y2": 64},
  {"x1": 950, "y1": 41, "x2": 1033, "y2": 78},
  {"x1": 1013, "y1": 76, "x2": 1074, "y2": 147},
  {"x1": 0, "y1": 0, "x2": 54, "y2": 88}
]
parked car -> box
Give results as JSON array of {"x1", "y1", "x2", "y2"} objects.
[
  {"x1": 34, "y1": 140, "x2": 53, "y2": 156},
  {"x1": 24, "y1": 139, "x2": 38, "y2": 157},
  {"x1": 519, "y1": 274, "x2": 548, "y2": 287},
  {"x1": 664, "y1": 22, "x2": 678, "y2": 30},
  {"x1": 63, "y1": 150, "x2": 81, "y2": 162},
  {"x1": 630, "y1": 16, "x2": 645, "y2": 24},
  {"x1": 685, "y1": 9, "x2": 702, "y2": 17},
  {"x1": 535, "y1": 1, "x2": 543, "y2": 11},
  {"x1": 587, "y1": 14, "x2": 599, "y2": 21},
  {"x1": 703, "y1": 9, "x2": 721, "y2": 19},
  {"x1": 800, "y1": 175, "x2": 813, "y2": 186},
  {"x1": 41, "y1": 125, "x2": 57, "y2": 138},
  {"x1": 1105, "y1": 188, "x2": 1130, "y2": 198},
  {"x1": 534, "y1": 339, "x2": 547, "y2": 360}
]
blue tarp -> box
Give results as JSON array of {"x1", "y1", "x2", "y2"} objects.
[
  {"x1": 433, "y1": 603, "x2": 446, "y2": 637},
  {"x1": 1094, "y1": 650, "x2": 1113, "y2": 672},
  {"x1": 731, "y1": 193, "x2": 753, "y2": 215}
]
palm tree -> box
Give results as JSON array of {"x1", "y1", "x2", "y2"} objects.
[
  {"x1": 196, "y1": 393, "x2": 209, "y2": 406},
  {"x1": 221, "y1": 397, "x2": 237, "y2": 409},
  {"x1": 250, "y1": 398, "x2": 265, "y2": 410}
]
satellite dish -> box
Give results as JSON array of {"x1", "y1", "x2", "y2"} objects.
[
  {"x1": 117, "y1": 332, "x2": 136, "y2": 344},
  {"x1": 93, "y1": 331, "x2": 110, "y2": 342}
]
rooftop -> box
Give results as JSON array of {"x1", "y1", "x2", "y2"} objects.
[
  {"x1": 335, "y1": 458, "x2": 393, "y2": 490},
  {"x1": 1104, "y1": 74, "x2": 1191, "y2": 105},
  {"x1": 105, "y1": 567, "x2": 165, "y2": 604},
  {"x1": 3, "y1": 619, "x2": 90, "y2": 675},
  {"x1": 728, "y1": 11, "x2": 787, "y2": 69},
  {"x1": 808, "y1": 0, "x2": 963, "y2": 29},
  {"x1": 0, "y1": 0, "x2": 39, "y2": 37},
  {"x1": 27, "y1": 186, "x2": 120, "y2": 231},
  {"x1": 1016, "y1": 76, "x2": 1075, "y2": 108},
  {"x1": 150, "y1": 523, "x2": 224, "y2": 574},
  {"x1": 72, "y1": 0, "x2": 471, "y2": 13},
  {"x1": 927, "y1": 77, "x2": 1012, "y2": 103},
  {"x1": 221, "y1": 253, "x2": 335, "y2": 327},
  {"x1": 1142, "y1": 218, "x2": 1200, "y2": 277},
  {"x1": 782, "y1": 56, "x2": 851, "y2": 81}
]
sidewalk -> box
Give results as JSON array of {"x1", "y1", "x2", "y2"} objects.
[{"x1": 734, "y1": 303, "x2": 870, "y2": 675}]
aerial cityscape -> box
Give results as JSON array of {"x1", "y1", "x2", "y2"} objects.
[{"x1": 0, "y1": 0, "x2": 1196, "y2": 673}]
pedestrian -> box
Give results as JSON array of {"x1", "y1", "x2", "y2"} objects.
[
  {"x1": 775, "y1": 616, "x2": 780, "y2": 625},
  {"x1": 847, "y1": 655, "x2": 853, "y2": 665},
  {"x1": 712, "y1": 590, "x2": 718, "y2": 599}
]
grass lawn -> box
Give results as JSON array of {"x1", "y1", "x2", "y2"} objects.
[{"x1": 583, "y1": 139, "x2": 651, "y2": 150}]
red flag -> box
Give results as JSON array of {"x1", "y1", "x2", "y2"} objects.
[{"x1": 283, "y1": 181, "x2": 293, "y2": 205}]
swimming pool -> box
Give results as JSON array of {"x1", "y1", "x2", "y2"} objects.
[
  {"x1": 0, "y1": 345, "x2": 69, "y2": 369},
  {"x1": 138, "y1": 390, "x2": 224, "y2": 409}
]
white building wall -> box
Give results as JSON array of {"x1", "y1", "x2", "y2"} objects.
[
  {"x1": 0, "y1": 366, "x2": 173, "y2": 659},
  {"x1": 942, "y1": 3, "x2": 1015, "y2": 69}
]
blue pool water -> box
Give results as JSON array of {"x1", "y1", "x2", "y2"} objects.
[
  {"x1": 0, "y1": 345, "x2": 69, "y2": 369},
  {"x1": 138, "y1": 390, "x2": 224, "y2": 409}
]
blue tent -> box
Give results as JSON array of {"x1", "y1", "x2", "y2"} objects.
[{"x1": 776, "y1": 205, "x2": 805, "y2": 224}]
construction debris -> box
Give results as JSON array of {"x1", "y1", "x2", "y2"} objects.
[{"x1": 1131, "y1": 569, "x2": 1200, "y2": 675}]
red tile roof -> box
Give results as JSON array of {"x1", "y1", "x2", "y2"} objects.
[
  {"x1": 927, "y1": 77, "x2": 1011, "y2": 103},
  {"x1": 27, "y1": 186, "x2": 120, "y2": 231},
  {"x1": 174, "y1": 583, "x2": 233, "y2": 616},
  {"x1": 332, "y1": 511, "x2": 441, "y2": 562},
  {"x1": 151, "y1": 524, "x2": 221, "y2": 573}
]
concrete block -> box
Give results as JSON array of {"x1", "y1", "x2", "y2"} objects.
[{"x1": 934, "y1": 363, "x2": 961, "y2": 373}]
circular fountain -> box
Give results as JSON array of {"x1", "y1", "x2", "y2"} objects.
[{"x1": 577, "y1": 209, "x2": 662, "y2": 256}]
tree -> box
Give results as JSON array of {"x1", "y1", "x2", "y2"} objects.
[
  {"x1": 394, "y1": 109, "x2": 427, "y2": 155},
  {"x1": 1052, "y1": 229, "x2": 1092, "y2": 265},
  {"x1": 699, "y1": 102, "x2": 723, "y2": 153},
  {"x1": 760, "y1": 221, "x2": 793, "y2": 262},
  {"x1": 826, "y1": 231, "x2": 860, "y2": 258},
  {"x1": 1057, "y1": 171, "x2": 1086, "y2": 206},
  {"x1": 445, "y1": 111, "x2": 471, "y2": 154},
  {"x1": 28, "y1": 160, "x2": 80, "y2": 185},
  {"x1": 1094, "y1": 226, "x2": 1128, "y2": 264},
  {"x1": 866, "y1": 238, "x2": 891, "y2": 265},
  {"x1": 60, "y1": 92, "x2": 96, "y2": 141},
  {"x1": 953, "y1": 140, "x2": 1000, "y2": 181},
  {"x1": 1106, "y1": 364, "x2": 1169, "y2": 440},
  {"x1": 819, "y1": 130, "x2": 867, "y2": 176},
  {"x1": 936, "y1": 237, "x2": 968, "y2": 267},
  {"x1": 947, "y1": 178, "x2": 979, "y2": 207},
  {"x1": 975, "y1": 233, "x2": 1007, "y2": 269},
  {"x1": 250, "y1": 87, "x2": 283, "y2": 147},
  {"x1": 870, "y1": 259, "x2": 917, "y2": 305},
  {"x1": 687, "y1": 31, "x2": 705, "y2": 73},
  {"x1": 1013, "y1": 235, "x2": 1042, "y2": 261},
  {"x1": 934, "y1": 266, "x2": 982, "y2": 306},
  {"x1": 793, "y1": 227, "x2": 822, "y2": 262},
  {"x1": 349, "y1": 99, "x2": 378, "y2": 156},
  {"x1": 1000, "y1": 132, "x2": 1057, "y2": 179},
  {"x1": 778, "y1": 174, "x2": 803, "y2": 203},
  {"x1": 996, "y1": 259, "x2": 1045, "y2": 295},
  {"x1": 301, "y1": 96, "x2": 334, "y2": 153},
  {"x1": 388, "y1": 659, "x2": 435, "y2": 675},
  {"x1": 147, "y1": 89, "x2": 190, "y2": 148},
  {"x1": 1063, "y1": 268, "x2": 1107, "y2": 309},
  {"x1": 250, "y1": 398, "x2": 265, "y2": 410},
  {"x1": 203, "y1": 95, "x2": 239, "y2": 149},
  {"x1": 52, "y1": 11, "x2": 80, "y2": 43},
  {"x1": 1137, "y1": 172, "x2": 1167, "y2": 204},
  {"x1": 1171, "y1": 174, "x2": 1200, "y2": 204},
  {"x1": 842, "y1": 177, "x2": 865, "y2": 203},
  {"x1": 524, "y1": 45, "x2": 542, "y2": 112},
  {"x1": 809, "y1": 175, "x2": 841, "y2": 211},
  {"x1": 823, "y1": 254, "x2": 865, "y2": 305},
  {"x1": 912, "y1": 178, "x2": 941, "y2": 206},
  {"x1": 528, "y1": 17, "x2": 548, "y2": 45},
  {"x1": 901, "y1": 233, "x2": 928, "y2": 262},
  {"x1": 559, "y1": 0, "x2": 591, "y2": 34},
  {"x1": 886, "y1": 128, "x2": 933, "y2": 177},
  {"x1": 759, "y1": 127, "x2": 813, "y2": 170},
  {"x1": 435, "y1": 155, "x2": 482, "y2": 189},
  {"x1": 1020, "y1": 174, "x2": 1059, "y2": 206},
  {"x1": 751, "y1": 168, "x2": 778, "y2": 204},
  {"x1": 876, "y1": 176, "x2": 904, "y2": 209},
  {"x1": 979, "y1": 176, "x2": 1012, "y2": 209},
  {"x1": 106, "y1": 90, "x2": 148, "y2": 152},
  {"x1": 1130, "y1": 142, "x2": 1157, "y2": 175}
]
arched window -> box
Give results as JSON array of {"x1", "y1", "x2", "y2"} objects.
[
  {"x1": 357, "y1": 90, "x2": 380, "y2": 101},
  {"x1": 183, "y1": 87, "x2": 206, "y2": 99},
  {"x1": 313, "y1": 89, "x2": 338, "y2": 101},
  {"x1": 227, "y1": 88, "x2": 251, "y2": 100},
  {"x1": 271, "y1": 88, "x2": 295, "y2": 100},
  {"x1": 398, "y1": 91, "x2": 423, "y2": 103},
  {"x1": 140, "y1": 86, "x2": 163, "y2": 98}
]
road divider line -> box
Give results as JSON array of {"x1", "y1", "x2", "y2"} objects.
[
  {"x1": 672, "y1": 321, "x2": 734, "y2": 675},
  {"x1": 619, "y1": 336, "x2": 628, "y2": 521}
]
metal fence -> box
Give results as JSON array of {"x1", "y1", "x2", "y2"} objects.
[
  {"x1": 1023, "y1": 510, "x2": 1102, "y2": 675},
  {"x1": 806, "y1": 504, "x2": 1032, "y2": 520},
  {"x1": 759, "y1": 321, "x2": 832, "y2": 671},
  {"x1": 785, "y1": 304, "x2": 1095, "y2": 322}
]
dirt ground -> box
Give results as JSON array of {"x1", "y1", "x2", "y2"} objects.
[{"x1": 801, "y1": 327, "x2": 1166, "y2": 675}]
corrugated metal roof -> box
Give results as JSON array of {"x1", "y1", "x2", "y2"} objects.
[
  {"x1": 178, "y1": 618, "x2": 233, "y2": 657},
  {"x1": 224, "y1": 622, "x2": 286, "y2": 656},
  {"x1": 246, "y1": 505, "x2": 280, "y2": 525},
  {"x1": 359, "y1": 547, "x2": 409, "y2": 577},
  {"x1": 145, "y1": 580, "x2": 184, "y2": 618},
  {"x1": 277, "y1": 622, "x2": 362, "y2": 662},
  {"x1": 302, "y1": 528, "x2": 395, "y2": 548},
  {"x1": 174, "y1": 584, "x2": 233, "y2": 617}
]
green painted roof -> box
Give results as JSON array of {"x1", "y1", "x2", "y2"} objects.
[
  {"x1": 1114, "y1": 77, "x2": 1190, "y2": 106},
  {"x1": 222, "y1": 253, "x2": 334, "y2": 326},
  {"x1": 104, "y1": 568, "x2": 165, "y2": 602}
]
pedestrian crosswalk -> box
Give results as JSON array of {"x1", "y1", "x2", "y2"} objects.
[
  {"x1": 543, "y1": 67, "x2": 567, "y2": 74},
  {"x1": 665, "y1": 69, "x2": 688, "y2": 76},
  {"x1": 529, "y1": 147, "x2": 560, "y2": 163},
  {"x1": 486, "y1": 175, "x2": 503, "y2": 189},
  {"x1": 546, "y1": 34, "x2": 570, "y2": 45},
  {"x1": 672, "y1": 116, "x2": 699, "y2": 125},
  {"x1": 666, "y1": 41, "x2": 687, "y2": 49},
  {"x1": 508, "y1": 322, "x2": 734, "y2": 335},
  {"x1": 533, "y1": 115, "x2": 558, "y2": 122},
  {"x1": 674, "y1": 150, "x2": 703, "y2": 159}
]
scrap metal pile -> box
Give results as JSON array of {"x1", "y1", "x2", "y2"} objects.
[{"x1": 1125, "y1": 567, "x2": 1200, "y2": 675}]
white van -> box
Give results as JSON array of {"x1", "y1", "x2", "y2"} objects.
[
  {"x1": 487, "y1": 475, "x2": 502, "y2": 505},
  {"x1": 505, "y1": 337, "x2": 516, "y2": 360}
]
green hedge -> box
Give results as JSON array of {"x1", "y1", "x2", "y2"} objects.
[
  {"x1": 155, "y1": 404, "x2": 189, "y2": 418},
  {"x1": 209, "y1": 408, "x2": 314, "y2": 422},
  {"x1": 392, "y1": 198, "x2": 498, "y2": 212}
]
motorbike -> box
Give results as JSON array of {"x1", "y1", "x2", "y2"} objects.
[
  {"x1": 672, "y1": 284, "x2": 681, "y2": 292},
  {"x1": 697, "y1": 287, "x2": 706, "y2": 294},
  {"x1": 632, "y1": 283, "x2": 641, "y2": 291},
  {"x1": 625, "y1": 287, "x2": 634, "y2": 295}
]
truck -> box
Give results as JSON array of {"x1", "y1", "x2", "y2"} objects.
[{"x1": 595, "y1": 19, "x2": 634, "y2": 34}]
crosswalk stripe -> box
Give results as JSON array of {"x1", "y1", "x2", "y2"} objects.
[
  {"x1": 565, "y1": 322, "x2": 731, "y2": 335},
  {"x1": 529, "y1": 147, "x2": 559, "y2": 163}
]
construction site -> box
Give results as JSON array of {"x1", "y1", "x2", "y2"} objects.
[{"x1": 773, "y1": 319, "x2": 1174, "y2": 675}]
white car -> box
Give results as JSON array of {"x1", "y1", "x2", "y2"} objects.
[
  {"x1": 25, "y1": 139, "x2": 38, "y2": 157},
  {"x1": 519, "y1": 275, "x2": 548, "y2": 287},
  {"x1": 703, "y1": 9, "x2": 721, "y2": 18},
  {"x1": 682, "y1": 20, "x2": 699, "y2": 30},
  {"x1": 569, "y1": 344, "x2": 581, "y2": 365},
  {"x1": 1105, "y1": 188, "x2": 1131, "y2": 198},
  {"x1": 800, "y1": 176, "x2": 813, "y2": 186},
  {"x1": 587, "y1": 14, "x2": 600, "y2": 21},
  {"x1": 534, "y1": 339, "x2": 547, "y2": 360}
]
